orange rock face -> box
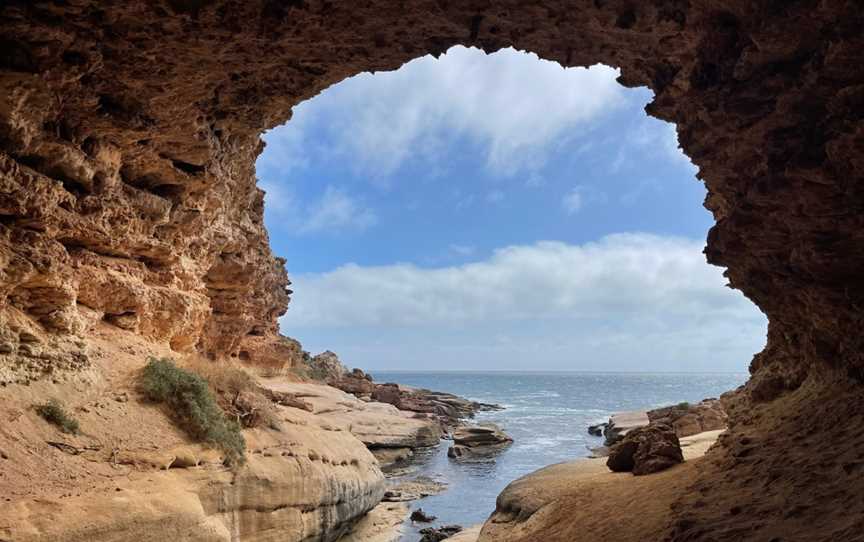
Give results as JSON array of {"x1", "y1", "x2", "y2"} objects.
[{"x1": 1, "y1": 1, "x2": 863, "y2": 540}]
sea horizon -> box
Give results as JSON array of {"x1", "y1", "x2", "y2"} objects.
[{"x1": 368, "y1": 368, "x2": 749, "y2": 376}]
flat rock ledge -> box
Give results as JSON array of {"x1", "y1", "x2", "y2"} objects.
[{"x1": 448, "y1": 423, "x2": 513, "y2": 459}]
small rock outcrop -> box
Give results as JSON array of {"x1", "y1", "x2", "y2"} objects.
[
  {"x1": 383, "y1": 476, "x2": 447, "y2": 502},
  {"x1": 601, "y1": 410, "x2": 650, "y2": 446},
  {"x1": 331, "y1": 368, "x2": 377, "y2": 397},
  {"x1": 587, "y1": 423, "x2": 606, "y2": 437},
  {"x1": 592, "y1": 399, "x2": 728, "y2": 450},
  {"x1": 647, "y1": 399, "x2": 727, "y2": 438},
  {"x1": 606, "y1": 423, "x2": 684, "y2": 475},
  {"x1": 307, "y1": 350, "x2": 348, "y2": 382},
  {"x1": 448, "y1": 423, "x2": 512, "y2": 459},
  {"x1": 411, "y1": 508, "x2": 437, "y2": 523},
  {"x1": 318, "y1": 360, "x2": 502, "y2": 428},
  {"x1": 420, "y1": 525, "x2": 464, "y2": 542}
]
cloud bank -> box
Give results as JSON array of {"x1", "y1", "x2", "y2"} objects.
[
  {"x1": 261, "y1": 46, "x2": 626, "y2": 180},
  {"x1": 280, "y1": 234, "x2": 767, "y2": 372}
]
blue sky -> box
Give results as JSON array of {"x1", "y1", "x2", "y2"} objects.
[{"x1": 257, "y1": 46, "x2": 767, "y2": 372}]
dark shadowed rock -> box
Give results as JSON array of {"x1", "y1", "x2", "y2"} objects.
[
  {"x1": 607, "y1": 423, "x2": 683, "y2": 475},
  {"x1": 419, "y1": 525, "x2": 463, "y2": 542},
  {"x1": 588, "y1": 423, "x2": 607, "y2": 437},
  {"x1": 410, "y1": 508, "x2": 436, "y2": 523}
]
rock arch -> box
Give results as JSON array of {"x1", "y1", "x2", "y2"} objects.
[{"x1": 1, "y1": 1, "x2": 862, "y2": 540}]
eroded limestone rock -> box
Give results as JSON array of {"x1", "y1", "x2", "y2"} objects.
[{"x1": 1, "y1": 1, "x2": 863, "y2": 540}]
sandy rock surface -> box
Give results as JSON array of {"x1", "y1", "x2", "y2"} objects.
[
  {"x1": 337, "y1": 501, "x2": 409, "y2": 542},
  {"x1": 266, "y1": 380, "x2": 444, "y2": 450},
  {"x1": 383, "y1": 476, "x2": 448, "y2": 502},
  {"x1": 0, "y1": 327, "x2": 387, "y2": 542},
  {"x1": 479, "y1": 430, "x2": 722, "y2": 542},
  {"x1": 447, "y1": 525, "x2": 483, "y2": 542}
]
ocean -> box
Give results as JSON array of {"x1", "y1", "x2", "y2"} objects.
[{"x1": 369, "y1": 371, "x2": 748, "y2": 540}]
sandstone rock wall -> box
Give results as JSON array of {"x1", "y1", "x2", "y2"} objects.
[
  {"x1": 2, "y1": 1, "x2": 861, "y2": 385},
  {"x1": 1, "y1": 1, "x2": 863, "y2": 540}
]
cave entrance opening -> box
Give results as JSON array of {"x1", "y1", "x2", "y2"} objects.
[
  {"x1": 256, "y1": 45, "x2": 766, "y2": 377},
  {"x1": 251, "y1": 45, "x2": 767, "y2": 534}
]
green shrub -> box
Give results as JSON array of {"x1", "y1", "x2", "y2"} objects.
[
  {"x1": 140, "y1": 357, "x2": 245, "y2": 466},
  {"x1": 675, "y1": 401, "x2": 691, "y2": 410},
  {"x1": 35, "y1": 399, "x2": 80, "y2": 434}
]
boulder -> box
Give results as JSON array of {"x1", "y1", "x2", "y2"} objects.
[
  {"x1": 606, "y1": 423, "x2": 684, "y2": 475},
  {"x1": 448, "y1": 423, "x2": 512, "y2": 459}
]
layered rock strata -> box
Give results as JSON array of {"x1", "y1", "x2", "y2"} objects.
[{"x1": 448, "y1": 424, "x2": 513, "y2": 459}]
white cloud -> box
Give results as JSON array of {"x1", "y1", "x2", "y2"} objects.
[
  {"x1": 562, "y1": 188, "x2": 583, "y2": 215},
  {"x1": 260, "y1": 183, "x2": 376, "y2": 235},
  {"x1": 282, "y1": 233, "x2": 762, "y2": 328},
  {"x1": 299, "y1": 186, "x2": 377, "y2": 234},
  {"x1": 280, "y1": 234, "x2": 767, "y2": 372},
  {"x1": 263, "y1": 46, "x2": 625, "y2": 180}
]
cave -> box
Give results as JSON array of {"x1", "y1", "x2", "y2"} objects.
[{"x1": 0, "y1": 2, "x2": 862, "y2": 541}]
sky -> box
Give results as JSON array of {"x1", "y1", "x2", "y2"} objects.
[{"x1": 256, "y1": 46, "x2": 767, "y2": 373}]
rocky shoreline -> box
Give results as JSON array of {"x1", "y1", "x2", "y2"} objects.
[
  {"x1": 298, "y1": 352, "x2": 514, "y2": 542},
  {"x1": 588, "y1": 398, "x2": 727, "y2": 455},
  {"x1": 310, "y1": 352, "x2": 504, "y2": 429},
  {"x1": 1, "y1": 325, "x2": 733, "y2": 542},
  {"x1": 0, "y1": 328, "x2": 510, "y2": 542},
  {"x1": 479, "y1": 428, "x2": 727, "y2": 542}
]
